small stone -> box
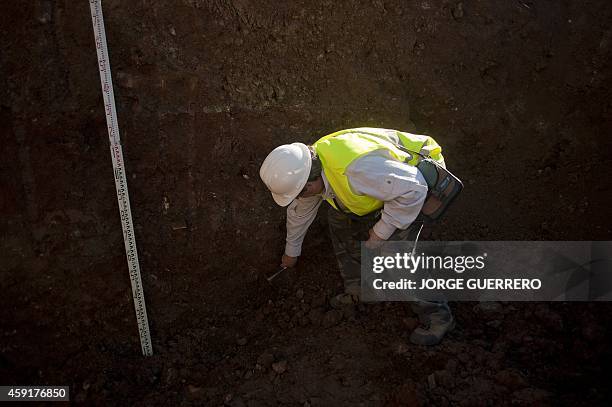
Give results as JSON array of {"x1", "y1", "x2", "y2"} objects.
[
  {"x1": 322, "y1": 309, "x2": 343, "y2": 328},
  {"x1": 486, "y1": 320, "x2": 502, "y2": 329},
  {"x1": 495, "y1": 369, "x2": 527, "y2": 391},
  {"x1": 393, "y1": 342, "x2": 410, "y2": 355},
  {"x1": 427, "y1": 373, "x2": 437, "y2": 389},
  {"x1": 435, "y1": 370, "x2": 454, "y2": 388},
  {"x1": 164, "y1": 367, "x2": 177, "y2": 385},
  {"x1": 188, "y1": 385, "x2": 202, "y2": 394},
  {"x1": 296, "y1": 289, "x2": 304, "y2": 299},
  {"x1": 36, "y1": 0, "x2": 53, "y2": 24},
  {"x1": 452, "y1": 2, "x2": 464, "y2": 20},
  {"x1": 272, "y1": 360, "x2": 288, "y2": 374},
  {"x1": 237, "y1": 337, "x2": 248, "y2": 346}
]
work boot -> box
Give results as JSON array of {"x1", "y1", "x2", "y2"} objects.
[
  {"x1": 329, "y1": 292, "x2": 360, "y2": 309},
  {"x1": 409, "y1": 308, "x2": 455, "y2": 346}
]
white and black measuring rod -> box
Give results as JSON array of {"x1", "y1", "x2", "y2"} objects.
[{"x1": 88, "y1": 0, "x2": 153, "y2": 356}]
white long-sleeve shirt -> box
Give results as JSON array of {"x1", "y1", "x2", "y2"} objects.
[{"x1": 285, "y1": 147, "x2": 429, "y2": 257}]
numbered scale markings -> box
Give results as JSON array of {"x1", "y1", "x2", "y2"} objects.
[{"x1": 89, "y1": 0, "x2": 152, "y2": 356}]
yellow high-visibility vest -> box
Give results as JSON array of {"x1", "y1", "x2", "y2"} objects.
[{"x1": 313, "y1": 128, "x2": 444, "y2": 216}]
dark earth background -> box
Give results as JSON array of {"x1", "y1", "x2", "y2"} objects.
[{"x1": 2, "y1": 0, "x2": 612, "y2": 405}]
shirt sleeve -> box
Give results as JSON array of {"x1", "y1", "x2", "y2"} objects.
[
  {"x1": 346, "y1": 153, "x2": 428, "y2": 240},
  {"x1": 285, "y1": 195, "x2": 323, "y2": 257}
]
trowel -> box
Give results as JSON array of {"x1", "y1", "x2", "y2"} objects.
[{"x1": 266, "y1": 266, "x2": 288, "y2": 282}]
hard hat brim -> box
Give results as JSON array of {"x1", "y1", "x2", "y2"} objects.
[
  {"x1": 271, "y1": 191, "x2": 296, "y2": 207},
  {"x1": 269, "y1": 143, "x2": 312, "y2": 207}
]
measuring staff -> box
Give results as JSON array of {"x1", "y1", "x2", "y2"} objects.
[{"x1": 88, "y1": 0, "x2": 153, "y2": 356}]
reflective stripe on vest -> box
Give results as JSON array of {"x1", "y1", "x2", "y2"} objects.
[{"x1": 313, "y1": 128, "x2": 444, "y2": 216}]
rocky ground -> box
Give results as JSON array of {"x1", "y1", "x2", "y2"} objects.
[{"x1": 1, "y1": 0, "x2": 612, "y2": 405}]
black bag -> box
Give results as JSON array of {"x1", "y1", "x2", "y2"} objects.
[{"x1": 394, "y1": 144, "x2": 463, "y2": 221}]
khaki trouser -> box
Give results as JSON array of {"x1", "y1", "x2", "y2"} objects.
[{"x1": 327, "y1": 207, "x2": 450, "y2": 316}]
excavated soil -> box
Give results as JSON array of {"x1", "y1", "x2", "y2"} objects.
[{"x1": 2, "y1": 1, "x2": 612, "y2": 405}]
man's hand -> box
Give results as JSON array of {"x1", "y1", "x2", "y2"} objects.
[
  {"x1": 281, "y1": 254, "x2": 298, "y2": 268},
  {"x1": 365, "y1": 228, "x2": 385, "y2": 249},
  {"x1": 368, "y1": 228, "x2": 385, "y2": 241}
]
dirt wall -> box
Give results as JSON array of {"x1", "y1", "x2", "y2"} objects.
[{"x1": 1, "y1": 0, "x2": 612, "y2": 405}]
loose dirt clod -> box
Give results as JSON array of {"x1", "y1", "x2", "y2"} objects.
[
  {"x1": 2, "y1": 1, "x2": 611, "y2": 406},
  {"x1": 427, "y1": 373, "x2": 437, "y2": 389},
  {"x1": 494, "y1": 369, "x2": 527, "y2": 391},
  {"x1": 403, "y1": 317, "x2": 419, "y2": 331},
  {"x1": 272, "y1": 360, "x2": 288, "y2": 375},
  {"x1": 452, "y1": 2, "x2": 464, "y2": 20},
  {"x1": 322, "y1": 310, "x2": 344, "y2": 328}
]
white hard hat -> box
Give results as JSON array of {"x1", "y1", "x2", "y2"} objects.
[{"x1": 259, "y1": 143, "x2": 312, "y2": 206}]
